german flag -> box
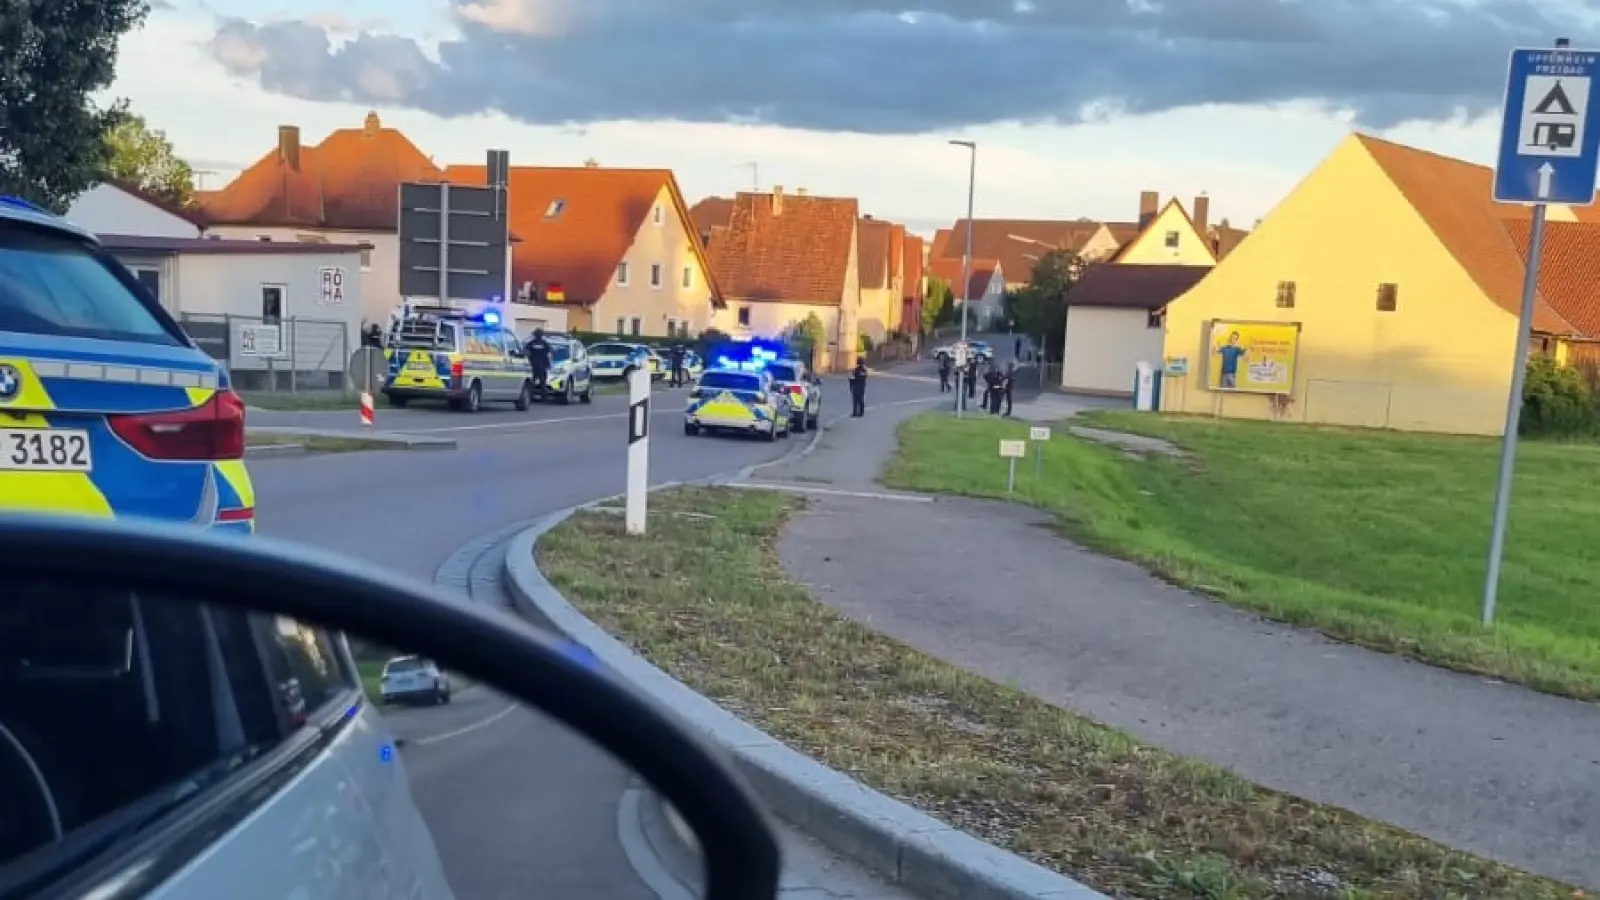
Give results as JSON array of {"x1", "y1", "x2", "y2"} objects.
[{"x1": 544, "y1": 282, "x2": 565, "y2": 303}]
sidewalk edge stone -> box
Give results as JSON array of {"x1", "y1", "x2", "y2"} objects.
[{"x1": 502, "y1": 508, "x2": 1107, "y2": 900}]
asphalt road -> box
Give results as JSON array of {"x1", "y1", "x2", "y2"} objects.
[{"x1": 250, "y1": 369, "x2": 940, "y2": 899}]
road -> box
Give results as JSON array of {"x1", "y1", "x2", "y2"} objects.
[{"x1": 250, "y1": 367, "x2": 942, "y2": 898}]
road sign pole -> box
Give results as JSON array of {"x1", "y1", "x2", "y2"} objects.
[
  {"x1": 438, "y1": 184, "x2": 452, "y2": 305},
  {"x1": 625, "y1": 366, "x2": 651, "y2": 535},
  {"x1": 1035, "y1": 441, "x2": 1042, "y2": 477},
  {"x1": 1007, "y1": 457, "x2": 1016, "y2": 495},
  {"x1": 1482, "y1": 202, "x2": 1547, "y2": 625}
]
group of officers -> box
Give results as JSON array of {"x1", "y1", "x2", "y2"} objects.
[{"x1": 937, "y1": 353, "x2": 1016, "y2": 416}]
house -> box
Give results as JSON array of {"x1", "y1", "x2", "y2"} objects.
[
  {"x1": 934, "y1": 219, "x2": 1109, "y2": 288},
  {"x1": 443, "y1": 164, "x2": 717, "y2": 338},
  {"x1": 689, "y1": 196, "x2": 734, "y2": 246},
  {"x1": 1061, "y1": 265, "x2": 1210, "y2": 395},
  {"x1": 1157, "y1": 133, "x2": 1589, "y2": 436},
  {"x1": 1110, "y1": 193, "x2": 1218, "y2": 265},
  {"x1": 705, "y1": 188, "x2": 861, "y2": 371},
  {"x1": 857, "y1": 217, "x2": 902, "y2": 345},
  {"x1": 928, "y1": 255, "x2": 1005, "y2": 328},
  {"x1": 64, "y1": 179, "x2": 368, "y2": 390},
  {"x1": 1503, "y1": 220, "x2": 1600, "y2": 365},
  {"x1": 901, "y1": 232, "x2": 926, "y2": 334}
]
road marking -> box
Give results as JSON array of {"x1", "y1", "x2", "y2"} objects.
[
  {"x1": 396, "y1": 406, "x2": 688, "y2": 435},
  {"x1": 411, "y1": 702, "x2": 518, "y2": 746}
]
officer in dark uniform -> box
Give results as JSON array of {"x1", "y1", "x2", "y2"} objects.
[
  {"x1": 524, "y1": 328, "x2": 552, "y2": 399},
  {"x1": 849, "y1": 360, "x2": 868, "y2": 417},
  {"x1": 1001, "y1": 361, "x2": 1017, "y2": 416},
  {"x1": 964, "y1": 357, "x2": 979, "y2": 404},
  {"x1": 669, "y1": 342, "x2": 686, "y2": 387},
  {"x1": 937, "y1": 354, "x2": 952, "y2": 392}
]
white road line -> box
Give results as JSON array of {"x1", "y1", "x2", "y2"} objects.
[
  {"x1": 411, "y1": 703, "x2": 518, "y2": 746},
  {"x1": 397, "y1": 406, "x2": 688, "y2": 435}
]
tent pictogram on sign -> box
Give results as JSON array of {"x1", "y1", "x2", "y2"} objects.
[{"x1": 1519, "y1": 75, "x2": 1590, "y2": 157}]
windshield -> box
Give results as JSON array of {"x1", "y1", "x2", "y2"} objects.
[
  {"x1": 383, "y1": 657, "x2": 427, "y2": 674},
  {"x1": 588, "y1": 343, "x2": 635, "y2": 356},
  {"x1": 767, "y1": 364, "x2": 799, "y2": 382},
  {"x1": 551, "y1": 343, "x2": 571, "y2": 363},
  {"x1": 0, "y1": 225, "x2": 182, "y2": 346},
  {"x1": 698, "y1": 372, "x2": 762, "y2": 393}
]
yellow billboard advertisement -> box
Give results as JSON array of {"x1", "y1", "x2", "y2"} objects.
[{"x1": 1204, "y1": 321, "x2": 1300, "y2": 394}]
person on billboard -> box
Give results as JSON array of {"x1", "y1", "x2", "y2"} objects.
[{"x1": 1215, "y1": 331, "x2": 1247, "y2": 389}]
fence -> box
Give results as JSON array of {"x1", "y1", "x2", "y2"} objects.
[{"x1": 179, "y1": 313, "x2": 352, "y2": 393}]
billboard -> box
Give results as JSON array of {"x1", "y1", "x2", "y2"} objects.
[
  {"x1": 398, "y1": 150, "x2": 510, "y2": 304},
  {"x1": 1203, "y1": 320, "x2": 1300, "y2": 394}
]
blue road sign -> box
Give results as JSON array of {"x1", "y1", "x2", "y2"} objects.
[{"x1": 1494, "y1": 47, "x2": 1600, "y2": 205}]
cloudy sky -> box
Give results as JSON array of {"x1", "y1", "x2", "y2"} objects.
[{"x1": 110, "y1": 0, "x2": 1597, "y2": 233}]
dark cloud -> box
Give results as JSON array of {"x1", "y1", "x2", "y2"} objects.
[{"x1": 207, "y1": 0, "x2": 1594, "y2": 133}]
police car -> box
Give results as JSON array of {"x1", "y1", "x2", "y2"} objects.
[
  {"x1": 762, "y1": 358, "x2": 822, "y2": 433},
  {"x1": 384, "y1": 307, "x2": 559, "y2": 411},
  {"x1": 586, "y1": 341, "x2": 653, "y2": 381},
  {"x1": 684, "y1": 367, "x2": 792, "y2": 441},
  {"x1": 0, "y1": 196, "x2": 255, "y2": 532}
]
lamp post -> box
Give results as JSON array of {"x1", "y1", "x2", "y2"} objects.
[{"x1": 950, "y1": 139, "x2": 976, "y2": 416}]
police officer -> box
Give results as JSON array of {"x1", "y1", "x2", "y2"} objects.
[
  {"x1": 1001, "y1": 361, "x2": 1017, "y2": 416},
  {"x1": 849, "y1": 359, "x2": 868, "y2": 417},
  {"x1": 938, "y1": 354, "x2": 952, "y2": 393},
  {"x1": 965, "y1": 357, "x2": 979, "y2": 404},
  {"x1": 524, "y1": 328, "x2": 552, "y2": 399},
  {"x1": 983, "y1": 365, "x2": 1002, "y2": 414},
  {"x1": 669, "y1": 342, "x2": 686, "y2": 387}
]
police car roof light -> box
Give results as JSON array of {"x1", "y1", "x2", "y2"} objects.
[{"x1": 479, "y1": 310, "x2": 501, "y2": 325}]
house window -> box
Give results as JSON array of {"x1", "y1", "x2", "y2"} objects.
[
  {"x1": 650, "y1": 263, "x2": 662, "y2": 288},
  {"x1": 652, "y1": 205, "x2": 663, "y2": 226},
  {"x1": 1275, "y1": 281, "x2": 1297, "y2": 308},
  {"x1": 1164, "y1": 231, "x2": 1179, "y2": 249},
  {"x1": 261, "y1": 285, "x2": 285, "y2": 325},
  {"x1": 630, "y1": 317, "x2": 642, "y2": 336},
  {"x1": 615, "y1": 318, "x2": 626, "y2": 336},
  {"x1": 294, "y1": 233, "x2": 328, "y2": 243},
  {"x1": 1376, "y1": 282, "x2": 1398, "y2": 312},
  {"x1": 1146, "y1": 309, "x2": 1164, "y2": 329},
  {"x1": 667, "y1": 317, "x2": 690, "y2": 337},
  {"x1": 131, "y1": 267, "x2": 162, "y2": 302},
  {"x1": 737, "y1": 306, "x2": 751, "y2": 327},
  {"x1": 616, "y1": 262, "x2": 630, "y2": 286},
  {"x1": 682, "y1": 266, "x2": 693, "y2": 289},
  {"x1": 257, "y1": 235, "x2": 272, "y2": 242},
  {"x1": 546, "y1": 199, "x2": 565, "y2": 219},
  {"x1": 359, "y1": 247, "x2": 373, "y2": 271}
]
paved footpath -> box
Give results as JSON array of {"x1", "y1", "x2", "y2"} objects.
[{"x1": 756, "y1": 399, "x2": 1600, "y2": 889}]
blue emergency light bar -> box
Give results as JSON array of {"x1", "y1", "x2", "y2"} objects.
[{"x1": 709, "y1": 339, "x2": 787, "y2": 372}]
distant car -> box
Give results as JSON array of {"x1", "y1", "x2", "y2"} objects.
[
  {"x1": 587, "y1": 341, "x2": 653, "y2": 380},
  {"x1": 684, "y1": 368, "x2": 792, "y2": 441},
  {"x1": 933, "y1": 340, "x2": 993, "y2": 364},
  {"x1": 379, "y1": 655, "x2": 451, "y2": 706}
]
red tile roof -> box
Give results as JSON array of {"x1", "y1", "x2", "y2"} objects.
[
  {"x1": 689, "y1": 196, "x2": 734, "y2": 242},
  {"x1": 857, "y1": 218, "x2": 893, "y2": 290},
  {"x1": 199, "y1": 113, "x2": 443, "y2": 231},
  {"x1": 1358, "y1": 135, "x2": 1575, "y2": 335},
  {"x1": 902, "y1": 234, "x2": 924, "y2": 301},
  {"x1": 1504, "y1": 220, "x2": 1600, "y2": 339},
  {"x1": 929, "y1": 255, "x2": 1000, "y2": 300},
  {"x1": 938, "y1": 219, "x2": 1104, "y2": 279},
  {"x1": 1066, "y1": 263, "x2": 1212, "y2": 310},
  {"x1": 443, "y1": 164, "x2": 718, "y2": 307},
  {"x1": 708, "y1": 192, "x2": 858, "y2": 304}
]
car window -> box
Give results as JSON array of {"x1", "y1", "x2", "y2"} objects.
[
  {"x1": 551, "y1": 341, "x2": 571, "y2": 363},
  {"x1": 0, "y1": 224, "x2": 183, "y2": 346},
  {"x1": 589, "y1": 343, "x2": 632, "y2": 356},
  {"x1": 382, "y1": 656, "x2": 428, "y2": 675},
  {"x1": 767, "y1": 364, "x2": 799, "y2": 382},
  {"x1": 262, "y1": 616, "x2": 354, "y2": 722},
  {"x1": 699, "y1": 371, "x2": 763, "y2": 392}
]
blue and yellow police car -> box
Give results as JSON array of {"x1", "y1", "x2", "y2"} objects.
[
  {"x1": 0, "y1": 196, "x2": 255, "y2": 531},
  {"x1": 684, "y1": 367, "x2": 793, "y2": 441}
]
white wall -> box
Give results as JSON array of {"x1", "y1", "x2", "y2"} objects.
[
  {"x1": 712, "y1": 301, "x2": 841, "y2": 346},
  {"x1": 205, "y1": 225, "x2": 394, "y2": 335},
  {"x1": 66, "y1": 184, "x2": 200, "y2": 239},
  {"x1": 171, "y1": 250, "x2": 365, "y2": 375},
  {"x1": 1062, "y1": 305, "x2": 1165, "y2": 396}
]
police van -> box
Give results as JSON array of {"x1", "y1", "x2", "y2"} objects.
[{"x1": 383, "y1": 307, "x2": 543, "y2": 411}]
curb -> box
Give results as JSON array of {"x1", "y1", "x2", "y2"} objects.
[
  {"x1": 503, "y1": 511, "x2": 1107, "y2": 900},
  {"x1": 245, "y1": 426, "x2": 457, "y2": 451},
  {"x1": 246, "y1": 443, "x2": 307, "y2": 459}
]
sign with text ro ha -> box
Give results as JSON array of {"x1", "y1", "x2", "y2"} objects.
[
  {"x1": 1494, "y1": 47, "x2": 1600, "y2": 205},
  {"x1": 998, "y1": 439, "x2": 1026, "y2": 458},
  {"x1": 319, "y1": 267, "x2": 346, "y2": 305},
  {"x1": 1203, "y1": 320, "x2": 1299, "y2": 395}
]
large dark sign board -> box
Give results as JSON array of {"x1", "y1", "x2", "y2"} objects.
[{"x1": 398, "y1": 150, "x2": 510, "y2": 303}]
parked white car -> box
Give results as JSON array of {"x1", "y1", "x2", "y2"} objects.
[{"x1": 379, "y1": 655, "x2": 452, "y2": 706}]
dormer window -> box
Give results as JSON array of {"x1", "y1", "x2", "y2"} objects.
[{"x1": 545, "y1": 199, "x2": 566, "y2": 219}]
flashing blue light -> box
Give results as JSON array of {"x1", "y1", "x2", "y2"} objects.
[
  {"x1": 480, "y1": 310, "x2": 501, "y2": 325},
  {"x1": 380, "y1": 744, "x2": 395, "y2": 763},
  {"x1": 560, "y1": 639, "x2": 602, "y2": 671}
]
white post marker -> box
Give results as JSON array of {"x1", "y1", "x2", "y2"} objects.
[
  {"x1": 1484, "y1": 39, "x2": 1599, "y2": 625},
  {"x1": 999, "y1": 439, "x2": 1025, "y2": 495},
  {"x1": 1029, "y1": 425, "x2": 1051, "y2": 476},
  {"x1": 625, "y1": 365, "x2": 650, "y2": 535}
]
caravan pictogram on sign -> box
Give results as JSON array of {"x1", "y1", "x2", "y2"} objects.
[{"x1": 1519, "y1": 75, "x2": 1590, "y2": 157}]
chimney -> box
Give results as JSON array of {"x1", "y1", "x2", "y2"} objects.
[
  {"x1": 1192, "y1": 194, "x2": 1210, "y2": 235},
  {"x1": 583, "y1": 158, "x2": 599, "y2": 168},
  {"x1": 363, "y1": 111, "x2": 381, "y2": 136},
  {"x1": 278, "y1": 125, "x2": 301, "y2": 170},
  {"x1": 772, "y1": 185, "x2": 784, "y2": 215},
  {"x1": 1138, "y1": 191, "x2": 1159, "y2": 230}
]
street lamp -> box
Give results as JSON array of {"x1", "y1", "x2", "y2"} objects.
[{"x1": 950, "y1": 139, "x2": 976, "y2": 416}]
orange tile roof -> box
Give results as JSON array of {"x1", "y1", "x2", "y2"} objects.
[
  {"x1": 199, "y1": 113, "x2": 443, "y2": 231},
  {"x1": 1357, "y1": 134, "x2": 1574, "y2": 335},
  {"x1": 708, "y1": 192, "x2": 858, "y2": 304},
  {"x1": 1209, "y1": 223, "x2": 1249, "y2": 259},
  {"x1": 443, "y1": 164, "x2": 719, "y2": 307},
  {"x1": 1504, "y1": 220, "x2": 1600, "y2": 339},
  {"x1": 902, "y1": 234, "x2": 925, "y2": 301},
  {"x1": 937, "y1": 219, "x2": 1102, "y2": 280},
  {"x1": 930, "y1": 228, "x2": 953, "y2": 261},
  {"x1": 689, "y1": 196, "x2": 734, "y2": 241},
  {"x1": 857, "y1": 218, "x2": 893, "y2": 290},
  {"x1": 888, "y1": 223, "x2": 905, "y2": 284},
  {"x1": 929, "y1": 255, "x2": 1000, "y2": 300}
]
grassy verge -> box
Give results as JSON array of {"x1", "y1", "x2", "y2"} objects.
[
  {"x1": 356, "y1": 658, "x2": 384, "y2": 699},
  {"x1": 880, "y1": 411, "x2": 1600, "y2": 701},
  {"x1": 539, "y1": 487, "x2": 1571, "y2": 899},
  {"x1": 246, "y1": 433, "x2": 393, "y2": 454}
]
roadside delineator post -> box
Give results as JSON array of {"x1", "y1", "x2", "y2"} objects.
[
  {"x1": 625, "y1": 366, "x2": 651, "y2": 535},
  {"x1": 359, "y1": 391, "x2": 375, "y2": 428}
]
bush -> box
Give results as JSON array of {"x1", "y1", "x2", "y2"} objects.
[{"x1": 1521, "y1": 354, "x2": 1597, "y2": 437}]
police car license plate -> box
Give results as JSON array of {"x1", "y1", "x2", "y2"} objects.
[
  {"x1": 1, "y1": 428, "x2": 92, "y2": 472},
  {"x1": 406, "y1": 359, "x2": 432, "y2": 371}
]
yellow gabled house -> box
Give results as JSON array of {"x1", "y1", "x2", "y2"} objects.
[
  {"x1": 1111, "y1": 196, "x2": 1218, "y2": 266},
  {"x1": 1158, "y1": 134, "x2": 1585, "y2": 435}
]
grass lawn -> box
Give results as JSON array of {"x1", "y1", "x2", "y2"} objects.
[
  {"x1": 881, "y1": 411, "x2": 1600, "y2": 701},
  {"x1": 538, "y1": 487, "x2": 1571, "y2": 900}
]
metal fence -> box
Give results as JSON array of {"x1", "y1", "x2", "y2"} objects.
[{"x1": 179, "y1": 313, "x2": 352, "y2": 393}]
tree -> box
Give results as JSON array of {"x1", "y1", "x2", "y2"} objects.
[
  {"x1": 104, "y1": 114, "x2": 195, "y2": 205},
  {"x1": 920, "y1": 279, "x2": 952, "y2": 335},
  {"x1": 0, "y1": 0, "x2": 151, "y2": 212},
  {"x1": 1009, "y1": 250, "x2": 1080, "y2": 362}
]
